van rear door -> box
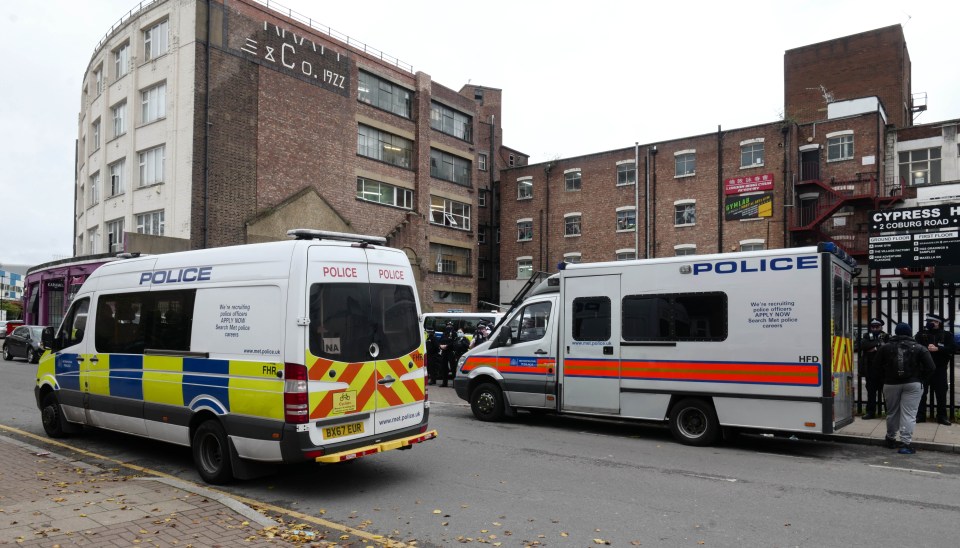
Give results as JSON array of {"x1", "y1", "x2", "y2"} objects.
[
  {"x1": 305, "y1": 245, "x2": 424, "y2": 442},
  {"x1": 828, "y1": 258, "x2": 855, "y2": 428}
]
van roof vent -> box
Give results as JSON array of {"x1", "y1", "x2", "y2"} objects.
[{"x1": 287, "y1": 229, "x2": 387, "y2": 245}]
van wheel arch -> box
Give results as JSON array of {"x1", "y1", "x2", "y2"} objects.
[{"x1": 469, "y1": 380, "x2": 506, "y2": 422}]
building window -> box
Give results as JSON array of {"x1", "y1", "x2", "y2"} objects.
[
  {"x1": 616, "y1": 208, "x2": 636, "y2": 231},
  {"x1": 430, "y1": 196, "x2": 471, "y2": 230},
  {"x1": 509, "y1": 153, "x2": 515, "y2": 167},
  {"x1": 517, "y1": 177, "x2": 533, "y2": 200},
  {"x1": 478, "y1": 153, "x2": 487, "y2": 171},
  {"x1": 675, "y1": 151, "x2": 696, "y2": 177},
  {"x1": 87, "y1": 227, "x2": 100, "y2": 254},
  {"x1": 827, "y1": 133, "x2": 854, "y2": 162},
  {"x1": 88, "y1": 172, "x2": 100, "y2": 206},
  {"x1": 564, "y1": 170, "x2": 582, "y2": 191},
  {"x1": 674, "y1": 244, "x2": 696, "y2": 256},
  {"x1": 112, "y1": 101, "x2": 126, "y2": 138},
  {"x1": 616, "y1": 249, "x2": 636, "y2": 261},
  {"x1": 91, "y1": 119, "x2": 101, "y2": 151},
  {"x1": 138, "y1": 145, "x2": 165, "y2": 187},
  {"x1": 430, "y1": 243, "x2": 470, "y2": 275},
  {"x1": 114, "y1": 42, "x2": 130, "y2": 79},
  {"x1": 106, "y1": 218, "x2": 124, "y2": 253},
  {"x1": 675, "y1": 201, "x2": 696, "y2": 226},
  {"x1": 357, "y1": 124, "x2": 413, "y2": 168},
  {"x1": 109, "y1": 159, "x2": 125, "y2": 197},
  {"x1": 517, "y1": 219, "x2": 533, "y2": 241},
  {"x1": 899, "y1": 148, "x2": 941, "y2": 186},
  {"x1": 94, "y1": 67, "x2": 103, "y2": 95},
  {"x1": 356, "y1": 177, "x2": 413, "y2": 209},
  {"x1": 740, "y1": 240, "x2": 765, "y2": 251},
  {"x1": 430, "y1": 149, "x2": 472, "y2": 186},
  {"x1": 564, "y1": 213, "x2": 582, "y2": 237},
  {"x1": 617, "y1": 162, "x2": 636, "y2": 186},
  {"x1": 478, "y1": 226, "x2": 487, "y2": 244},
  {"x1": 517, "y1": 257, "x2": 533, "y2": 279},
  {"x1": 136, "y1": 210, "x2": 165, "y2": 235},
  {"x1": 740, "y1": 141, "x2": 764, "y2": 168},
  {"x1": 433, "y1": 290, "x2": 471, "y2": 305},
  {"x1": 478, "y1": 189, "x2": 487, "y2": 208},
  {"x1": 357, "y1": 71, "x2": 411, "y2": 118},
  {"x1": 141, "y1": 82, "x2": 166, "y2": 124},
  {"x1": 564, "y1": 252, "x2": 582, "y2": 264},
  {"x1": 143, "y1": 20, "x2": 169, "y2": 61},
  {"x1": 430, "y1": 102, "x2": 472, "y2": 141},
  {"x1": 479, "y1": 262, "x2": 487, "y2": 279}
]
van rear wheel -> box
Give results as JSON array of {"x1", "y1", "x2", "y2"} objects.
[
  {"x1": 192, "y1": 420, "x2": 234, "y2": 484},
  {"x1": 669, "y1": 398, "x2": 720, "y2": 446},
  {"x1": 470, "y1": 382, "x2": 505, "y2": 422}
]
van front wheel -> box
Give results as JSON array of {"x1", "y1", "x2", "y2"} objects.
[
  {"x1": 470, "y1": 382, "x2": 505, "y2": 422},
  {"x1": 669, "y1": 398, "x2": 719, "y2": 446},
  {"x1": 40, "y1": 392, "x2": 67, "y2": 438},
  {"x1": 192, "y1": 420, "x2": 234, "y2": 484}
]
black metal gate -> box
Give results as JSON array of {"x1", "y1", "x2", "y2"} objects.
[{"x1": 854, "y1": 278, "x2": 957, "y2": 419}]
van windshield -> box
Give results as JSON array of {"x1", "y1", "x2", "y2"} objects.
[{"x1": 309, "y1": 283, "x2": 420, "y2": 362}]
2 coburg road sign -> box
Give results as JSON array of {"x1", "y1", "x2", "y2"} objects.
[{"x1": 868, "y1": 205, "x2": 960, "y2": 268}]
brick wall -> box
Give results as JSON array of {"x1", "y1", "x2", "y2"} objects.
[{"x1": 785, "y1": 25, "x2": 910, "y2": 128}]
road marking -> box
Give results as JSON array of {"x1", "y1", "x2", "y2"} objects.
[
  {"x1": 0, "y1": 423, "x2": 409, "y2": 547},
  {"x1": 868, "y1": 464, "x2": 941, "y2": 475},
  {"x1": 681, "y1": 472, "x2": 738, "y2": 482}
]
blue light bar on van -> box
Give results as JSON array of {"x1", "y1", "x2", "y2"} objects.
[{"x1": 817, "y1": 242, "x2": 858, "y2": 269}]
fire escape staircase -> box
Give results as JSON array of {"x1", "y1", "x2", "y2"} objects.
[{"x1": 790, "y1": 173, "x2": 905, "y2": 257}]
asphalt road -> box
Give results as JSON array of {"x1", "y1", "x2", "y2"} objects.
[{"x1": 2, "y1": 357, "x2": 959, "y2": 547}]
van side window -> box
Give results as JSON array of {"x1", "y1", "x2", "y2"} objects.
[
  {"x1": 507, "y1": 301, "x2": 551, "y2": 343},
  {"x1": 95, "y1": 290, "x2": 196, "y2": 354},
  {"x1": 572, "y1": 297, "x2": 611, "y2": 341},
  {"x1": 58, "y1": 297, "x2": 90, "y2": 347},
  {"x1": 622, "y1": 292, "x2": 727, "y2": 342}
]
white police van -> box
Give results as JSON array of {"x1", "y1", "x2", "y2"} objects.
[
  {"x1": 455, "y1": 244, "x2": 856, "y2": 445},
  {"x1": 37, "y1": 230, "x2": 436, "y2": 483}
]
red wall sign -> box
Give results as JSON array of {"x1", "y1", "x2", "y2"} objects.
[{"x1": 724, "y1": 173, "x2": 774, "y2": 195}]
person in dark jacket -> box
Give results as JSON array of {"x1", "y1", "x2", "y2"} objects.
[
  {"x1": 878, "y1": 323, "x2": 935, "y2": 454},
  {"x1": 437, "y1": 321, "x2": 458, "y2": 387},
  {"x1": 914, "y1": 313, "x2": 955, "y2": 425},
  {"x1": 469, "y1": 321, "x2": 491, "y2": 349},
  {"x1": 860, "y1": 318, "x2": 888, "y2": 419},
  {"x1": 425, "y1": 333, "x2": 440, "y2": 385}
]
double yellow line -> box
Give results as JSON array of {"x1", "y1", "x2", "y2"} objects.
[{"x1": 0, "y1": 423, "x2": 410, "y2": 547}]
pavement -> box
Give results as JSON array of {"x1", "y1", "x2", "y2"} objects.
[{"x1": 1, "y1": 387, "x2": 957, "y2": 546}]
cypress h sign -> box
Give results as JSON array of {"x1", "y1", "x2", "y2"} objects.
[{"x1": 868, "y1": 205, "x2": 960, "y2": 268}]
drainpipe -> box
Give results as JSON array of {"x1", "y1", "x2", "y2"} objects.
[
  {"x1": 634, "y1": 142, "x2": 640, "y2": 257},
  {"x1": 717, "y1": 125, "x2": 723, "y2": 253},
  {"x1": 488, "y1": 116, "x2": 496, "y2": 308},
  {"x1": 781, "y1": 123, "x2": 791, "y2": 247},
  {"x1": 202, "y1": 0, "x2": 212, "y2": 248},
  {"x1": 544, "y1": 162, "x2": 553, "y2": 270}
]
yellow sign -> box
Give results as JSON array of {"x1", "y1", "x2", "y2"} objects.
[{"x1": 333, "y1": 390, "x2": 357, "y2": 414}]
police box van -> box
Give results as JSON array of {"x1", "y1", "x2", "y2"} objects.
[
  {"x1": 36, "y1": 230, "x2": 436, "y2": 483},
  {"x1": 454, "y1": 244, "x2": 856, "y2": 446}
]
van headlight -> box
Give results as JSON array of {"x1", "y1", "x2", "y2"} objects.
[{"x1": 458, "y1": 355, "x2": 467, "y2": 369}]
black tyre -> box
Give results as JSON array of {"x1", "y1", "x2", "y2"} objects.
[
  {"x1": 669, "y1": 398, "x2": 720, "y2": 446},
  {"x1": 40, "y1": 392, "x2": 68, "y2": 438},
  {"x1": 2, "y1": 345, "x2": 11, "y2": 361},
  {"x1": 470, "y1": 382, "x2": 505, "y2": 422},
  {"x1": 192, "y1": 420, "x2": 234, "y2": 484},
  {"x1": 27, "y1": 348, "x2": 37, "y2": 364}
]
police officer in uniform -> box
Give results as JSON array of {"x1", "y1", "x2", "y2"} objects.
[
  {"x1": 914, "y1": 313, "x2": 955, "y2": 425},
  {"x1": 860, "y1": 318, "x2": 888, "y2": 419},
  {"x1": 437, "y1": 320, "x2": 458, "y2": 387},
  {"x1": 425, "y1": 332, "x2": 440, "y2": 385}
]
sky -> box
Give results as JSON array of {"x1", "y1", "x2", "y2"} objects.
[{"x1": 1, "y1": 0, "x2": 958, "y2": 267}]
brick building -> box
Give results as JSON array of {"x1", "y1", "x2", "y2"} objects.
[
  {"x1": 498, "y1": 24, "x2": 959, "y2": 303},
  {"x1": 74, "y1": 0, "x2": 524, "y2": 312}
]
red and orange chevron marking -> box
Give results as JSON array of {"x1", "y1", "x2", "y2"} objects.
[{"x1": 307, "y1": 352, "x2": 424, "y2": 420}]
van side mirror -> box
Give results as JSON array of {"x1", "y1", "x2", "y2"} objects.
[
  {"x1": 42, "y1": 327, "x2": 61, "y2": 352},
  {"x1": 492, "y1": 328, "x2": 512, "y2": 348}
]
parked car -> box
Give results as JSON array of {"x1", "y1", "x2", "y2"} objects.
[
  {"x1": 2, "y1": 325, "x2": 45, "y2": 363},
  {"x1": 0, "y1": 320, "x2": 25, "y2": 338}
]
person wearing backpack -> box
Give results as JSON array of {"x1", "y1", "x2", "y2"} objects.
[{"x1": 878, "y1": 323, "x2": 935, "y2": 454}]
